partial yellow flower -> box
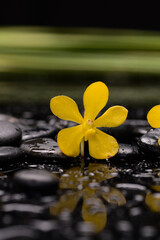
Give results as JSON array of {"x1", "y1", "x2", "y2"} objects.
[
  {"x1": 147, "y1": 105, "x2": 160, "y2": 145},
  {"x1": 50, "y1": 81, "x2": 128, "y2": 159}
]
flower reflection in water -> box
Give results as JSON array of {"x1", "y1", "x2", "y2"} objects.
[
  {"x1": 50, "y1": 163, "x2": 126, "y2": 233},
  {"x1": 146, "y1": 171, "x2": 160, "y2": 212},
  {"x1": 146, "y1": 192, "x2": 160, "y2": 212}
]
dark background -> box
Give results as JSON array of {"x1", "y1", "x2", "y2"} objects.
[
  {"x1": 0, "y1": 1, "x2": 159, "y2": 31},
  {"x1": 0, "y1": 1, "x2": 159, "y2": 107}
]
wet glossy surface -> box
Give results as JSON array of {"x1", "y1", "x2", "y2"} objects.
[
  {"x1": 21, "y1": 138, "x2": 67, "y2": 161},
  {"x1": 0, "y1": 121, "x2": 22, "y2": 146},
  {"x1": 0, "y1": 107, "x2": 160, "y2": 239}
]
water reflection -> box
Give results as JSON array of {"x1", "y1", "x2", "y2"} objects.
[
  {"x1": 146, "y1": 192, "x2": 160, "y2": 212},
  {"x1": 50, "y1": 163, "x2": 126, "y2": 233},
  {"x1": 145, "y1": 169, "x2": 160, "y2": 212}
]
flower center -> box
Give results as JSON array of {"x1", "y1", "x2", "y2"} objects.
[{"x1": 83, "y1": 119, "x2": 96, "y2": 141}]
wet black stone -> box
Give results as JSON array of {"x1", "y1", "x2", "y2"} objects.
[
  {"x1": 113, "y1": 144, "x2": 139, "y2": 160},
  {"x1": 0, "y1": 121, "x2": 22, "y2": 146},
  {"x1": 13, "y1": 169, "x2": 59, "y2": 194},
  {"x1": 125, "y1": 119, "x2": 149, "y2": 127},
  {"x1": 138, "y1": 128, "x2": 160, "y2": 156},
  {"x1": 21, "y1": 125, "x2": 57, "y2": 141},
  {"x1": 48, "y1": 115, "x2": 57, "y2": 126},
  {"x1": 20, "y1": 138, "x2": 67, "y2": 161},
  {"x1": 107, "y1": 120, "x2": 149, "y2": 144},
  {"x1": 0, "y1": 147, "x2": 23, "y2": 166},
  {"x1": 27, "y1": 164, "x2": 64, "y2": 175},
  {"x1": 0, "y1": 114, "x2": 18, "y2": 123},
  {"x1": 133, "y1": 126, "x2": 151, "y2": 138},
  {"x1": 19, "y1": 118, "x2": 36, "y2": 127},
  {"x1": 107, "y1": 125, "x2": 132, "y2": 143},
  {"x1": 55, "y1": 119, "x2": 77, "y2": 132}
]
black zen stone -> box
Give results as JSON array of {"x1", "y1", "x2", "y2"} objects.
[
  {"x1": 0, "y1": 146, "x2": 23, "y2": 166},
  {"x1": 133, "y1": 126, "x2": 151, "y2": 138},
  {"x1": 0, "y1": 121, "x2": 22, "y2": 146},
  {"x1": 21, "y1": 125, "x2": 57, "y2": 142},
  {"x1": 107, "y1": 119, "x2": 149, "y2": 143},
  {"x1": 13, "y1": 169, "x2": 59, "y2": 194},
  {"x1": 114, "y1": 143, "x2": 139, "y2": 160},
  {"x1": 20, "y1": 138, "x2": 67, "y2": 161},
  {"x1": 138, "y1": 128, "x2": 160, "y2": 156},
  {"x1": 0, "y1": 113, "x2": 18, "y2": 123},
  {"x1": 55, "y1": 119, "x2": 77, "y2": 131}
]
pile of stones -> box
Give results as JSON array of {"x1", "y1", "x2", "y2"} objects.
[{"x1": 0, "y1": 107, "x2": 160, "y2": 240}]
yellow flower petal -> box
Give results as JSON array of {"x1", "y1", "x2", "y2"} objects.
[
  {"x1": 147, "y1": 105, "x2": 160, "y2": 128},
  {"x1": 88, "y1": 129, "x2": 119, "y2": 159},
  {"x1": 95, "y1": 106, "x2": 128, "y2": 127},
  {"x1": 50, "y1": 96, "x2": 83, "y2": 124},
  {"x1": 83, "y1": 82, "x2": 109, "y2": 121},
  {"x1": 57, "y1": 125, "x2": 84, "y2": 157},
  {"x1": 82, "y1": 197, "x2": 107, "y2": 233}
]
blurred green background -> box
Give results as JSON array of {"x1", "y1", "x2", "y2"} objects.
[{"x1": 0, "y1": 26, "x2": 160, "y2": 107}]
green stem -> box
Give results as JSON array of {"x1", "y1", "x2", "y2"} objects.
[
  {"x1": 80, "y1": 137, "x2": 85, "y2": 174},
  {"x1": 80, "y1": 137, "x2": 85, "y2": 158}
]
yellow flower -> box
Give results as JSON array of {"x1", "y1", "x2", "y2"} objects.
[
  {"x1": 50, "y1": 81, "x2": 128, "y2": 159},
  {"x1": 147, "y1": 105, "x2": 160, "y2": 145}
]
